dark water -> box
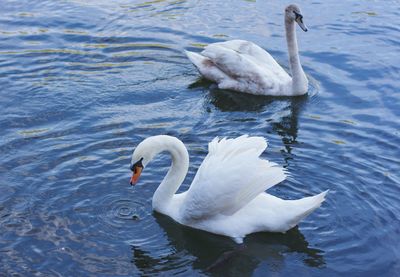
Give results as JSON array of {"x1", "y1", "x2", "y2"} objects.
[{"x1": 1, "y1": 0, "x2": 399, "y2": 276}]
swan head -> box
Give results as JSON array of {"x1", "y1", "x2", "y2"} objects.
[
  {"x1": 285, "y1": 4, "x2": 308, "y2": 32},
  {"x1": 130, "y1": 157, "x2": 144, "y2": 185},
  {"x1": 129, "y1": 138, "x2": 155, "y2": 185},
  {"x1": 129, "y1": 135, "x2": 188, "y2": 186}
]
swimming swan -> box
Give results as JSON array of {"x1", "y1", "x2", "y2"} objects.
[
  {"x1": 129, "y1": 135, "x2": 328, "y2": 243},
  {"x1": 185, "y1": 4, "x2": 309, "y2": 96}
]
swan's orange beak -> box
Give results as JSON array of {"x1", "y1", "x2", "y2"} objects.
[{"x1": 130, "y1": 166, "x2": 142, "y2": 186}]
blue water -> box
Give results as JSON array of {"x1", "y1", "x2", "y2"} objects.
[{"x1": 1, "y1": 0, "x2": 399, "y2": 276}]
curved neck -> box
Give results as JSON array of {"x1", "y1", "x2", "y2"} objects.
[
  {"x1": 285, "y1": 17, "x2": 307, "y2": 95},
  {"x1": 149, "y1": 136, "x2": 189, "y2": 213}
]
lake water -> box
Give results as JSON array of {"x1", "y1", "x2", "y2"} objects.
[{"x1": 1, "y1": 0, "x2": 399, "y2": 276}]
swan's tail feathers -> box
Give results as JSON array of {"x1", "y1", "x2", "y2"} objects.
[
  {"x1": 185, "y1": 50, "x2": 206, "y2": 69},
  {"x1": 185, "y1": 50, "x2": 230, "y2": 83},
  {"x1": 286, "y1": 190, "x2": 329, "y2": 229}
]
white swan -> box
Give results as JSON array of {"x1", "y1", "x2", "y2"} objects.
[
  {"x1": 185, "y1": 4, "x2": 308, "y2": 96},
  {"x1": 129, "y1": 135, "x2": 328, "y2": 243}
]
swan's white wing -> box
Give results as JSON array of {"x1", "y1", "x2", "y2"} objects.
[
  {"x1": 181, "y1": 135, "x2": 286, "y2": 221},
  {"x1": 199, "y1": 40, "x2": 291, "y2": 94},
  {"x1": 202, "y1": 44, "x2": 270, "y2": 85},
  {"x1": 208, "y1": 40, "x2": 288, "y2": 79}
]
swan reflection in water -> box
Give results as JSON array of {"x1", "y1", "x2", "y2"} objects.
[
  {"x1": 131, "y1": 213, "x2": 325, "y2": 275},
  {"x1": 190, "y1": 78, "x2": 308, "y2": 159}
]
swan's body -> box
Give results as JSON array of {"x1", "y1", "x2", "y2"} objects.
[
  {"x1": 130, "y1": 135, "x2": 328, "y2": 243},
  {"x1": 185, "y1": 4, "x2": 309, "y2": 96}
]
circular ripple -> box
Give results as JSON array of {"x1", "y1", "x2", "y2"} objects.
[
  {"x1": 100, "y1": 198, "x2": 148, "y2": 229},
  {"x1": 71, "y1": 192, "x2": 154, "y2": 241}
]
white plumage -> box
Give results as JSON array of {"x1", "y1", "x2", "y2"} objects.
[
  {"x1": 185, "y1": 4, "x2": 309, "y2": 96},
  {"x1": 130, "y1": 135, "x2": 328, "y2": 243}
]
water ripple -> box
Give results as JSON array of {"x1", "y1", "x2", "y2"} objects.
[{"x1": 1, "y1": 0, "x2": 400, "y2": 275}]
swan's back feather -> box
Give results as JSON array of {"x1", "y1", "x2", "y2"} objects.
[
  {"x1": 181, "y1": 135, "x2": 286, "y2": 221},
  {"x1": 206, "y1": 40, "x2": 289, "y2": 80},
  {"x1": 202, "y1": 44, "x2": 275, "y2": 93},
  {"x1": 186, "y1": 40, "x2": 293, "y2": 95}
]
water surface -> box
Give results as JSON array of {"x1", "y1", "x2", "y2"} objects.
[{"x1": 1, "y1": 0, "x2": 399, "y2": 276}]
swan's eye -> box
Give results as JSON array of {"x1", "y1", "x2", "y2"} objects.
[
  {"x1": 293, "y1": 11, "x2": 302, "y2": 20},
  {"x1": 130, "y1": 157, "x2": 144, "y2": 172}
]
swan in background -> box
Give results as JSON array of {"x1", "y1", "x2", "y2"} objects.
[
  {"x1": 129, "y1": 135, "x2": 328, "y2": 243},
  {"x1": 185, "y1": 4, "x2": 309, "y2": 96}
]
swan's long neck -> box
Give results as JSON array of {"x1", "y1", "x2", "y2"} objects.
[
  {"x1": 285, "y1": 17, "x2": 308, "y2": 95},
  {"x1": 149, "y1": 136, "x2": 189, "y2": 214}
]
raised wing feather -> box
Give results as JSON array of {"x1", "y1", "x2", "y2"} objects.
[{"x1": 181, "y1": 135, "x2": 286, "y2": 221}]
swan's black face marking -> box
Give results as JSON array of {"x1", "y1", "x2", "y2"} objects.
[
  {"x1": 293, "y1": 11, "x2": 308, "y2": 32},
  {"x1": 130, "y1": 157, "x2": 144, "y2": 172},
  {"x1": 130, "y1": 157, "x2": 144, "y2": 185},
  {"x1": 294, "y1": 11, "x2": 303, "y2": 21}
]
